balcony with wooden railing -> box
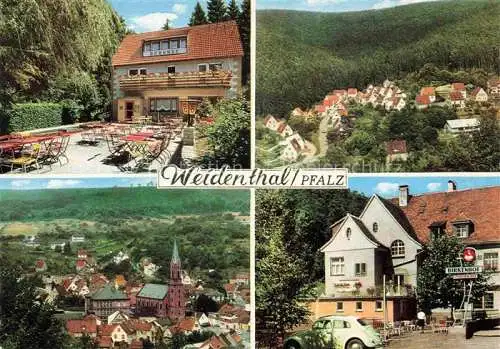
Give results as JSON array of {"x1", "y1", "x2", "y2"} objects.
[{"x1": 119, "y1": 71, "x2": 233, "y2": 90}]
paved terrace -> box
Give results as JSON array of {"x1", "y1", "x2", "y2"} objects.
[{"x1": 0, "y1": 123, "x2": 195, "y2": 175}]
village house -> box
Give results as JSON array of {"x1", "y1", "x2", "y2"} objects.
[
  {"x1": 280, "y1": 138, "x2": 302, "y2": 162},
  {"x1": 85, "y1": 284, "x2": 130, "y2": 318},
  {"x1": 449, "y1": 91, "x2": 466, "y2": 108},
  {"x1": 111, "y1": 21, "x2": 243, "y2": 122},
  {"x1": 313, "y1": 183, "x2": 499, "y2": 322},
  {"x1": 470, "y1": 87, "x2": 488, "y2": 102},
  {"x1": 35, "y1": 259, "x2": 47, "y2": 273},
  {"x1": 415, "y1": 95, "x2": 431, "y2": 110},
  {"x1": 420, "y1": 87, "x2": 436, "y2": 103},
  {"x1": 276, "y1": 122, "x2": 294, "y2": 138},
  {"x1": 451, "y1": 82, "x2": 467, "y2": 99},
  {"x1": 263, "y1": 115, "x2": 279, "y2": 131},
  {"x1": 66, "y1": 317, "x2": 98, "y2": 338},
  {"x1": 314, "y1": 104, "x2": 327, "y2": 117},
  {"x1": 113, "y1": 251, "x2": 130, "y2": 265},
  {"x1": 71, "y1": 235, "x2": 85, "y2": 243},
  {"x1": 487, "y1": 78, "x2": 500, "y2": 98},
  {"x1": 136, "y1": 242, "x2": 185, "y2": 320},
  {"x1": 385, "y1": 140, "x2": 408, "y2": 164},
  {"x1": 444, "y1": 118, "x2": 480, "y2": 134}
]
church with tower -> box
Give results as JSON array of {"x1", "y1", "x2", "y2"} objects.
[{"x1": 136, "y1": 241, "x2": 185, "y2": 320}]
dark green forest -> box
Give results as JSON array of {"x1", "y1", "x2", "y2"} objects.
[
  {"x1": 256, "y1": 0, "x2": 500, "y2": 116},
  {"x1": 0, "y1": 187, "x2": 250, "y2": 222}
]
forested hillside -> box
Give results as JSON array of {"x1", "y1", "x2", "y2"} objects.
[
  {"x1": 0, "y1": 187, "x2": 250, "y2": 222},
  {"x1": 256, "y1": 0, "x2": 500, "y2": 116}
]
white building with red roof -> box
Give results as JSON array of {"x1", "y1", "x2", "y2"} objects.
[{"x1": 470, "y1": 87, "x2": 488, "y2": 102}]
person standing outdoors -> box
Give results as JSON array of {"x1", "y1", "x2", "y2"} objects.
[{"x1": 417, "y1": 310, "x2": 426, "y2": 333}]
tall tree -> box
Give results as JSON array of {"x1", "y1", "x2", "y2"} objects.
[
  {"x1": 188, "y1": 2, "x2": 208, "y2": 26},
  {"x1": 0, "y1": 258, "x2": 69, "y2": 348},
  {"x1": 238, "y1": 0, "x2": 250, "y2": 85},
  {"x1": 417, "y1": 235, "x2": 490, "y2": 318},
  {"x1": 226, "y1": 0, "x2": 240, "y2": 21},
  {"x1": 207, "y1": 0, "x2": 227, "y2": 23},
  {"x1": 162, "y1": 19, "x2": 171, "y2": 30}
]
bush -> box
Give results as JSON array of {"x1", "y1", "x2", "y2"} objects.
[{"x1": 1, "y1": 103, "x2": 63, "y2": 133}]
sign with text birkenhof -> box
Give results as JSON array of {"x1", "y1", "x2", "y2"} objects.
[
  {"x1": 158, "y1": 166, "x2": 348, "y2": 189},
  {"x1": 445, "y1": 266, "x2": 482, "y2": 274}
]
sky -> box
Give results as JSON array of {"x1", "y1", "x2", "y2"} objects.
[
  {"x1": 108, "y1": 0, "x2": 210, "y2": 32},
  {"x1": 256, "y1": 0, "x2": 443, "y2": 12},
  {"x1": 0, "y1": 175, "x2": 498, "y2": 197}
]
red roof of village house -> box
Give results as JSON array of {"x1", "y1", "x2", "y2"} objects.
[
  {"x1": 125, "y1": 319, "x2": 152, "y2": 332},
  {"x1": 390, "y1": 186, "x2": 500, "y2": 244},
  {"x1": 347, "y1": 88, "x2": 358, "y2": 96},
  {"x1": 451, "y1": 82, "x2": 465, "y2": 91},
  {"x1": 76, "y1": 259, "x2": 87, "y2": 268},
  {"x1": 315, "y1": 105, "x2": 326, "y2": 113},
  {"x1": 420, "y1": 87, "x2": 435, "y2": 96},
  {"x1": 333, "y1": 89, "x2": 347, "y2": 96},
  {"x1": 130, "y1": 339, "x2": 143, "y2": 349},
  {"x1": 325, "y1": 94, "x2": 339, "y2": 104},
  {"x1": 98, "y1": 336, "x2": 113, "y2": 348},
  {"x1": 66, "y1": 319, "x2": 97, "y2": 334},
  {"x1": 415, "y1": 95, "x2": 431, "y2": 105},
  {"x1": 112, "y1": 21, "x2": 243, "y2": 67},
  {"x1": 99, "y1": 324, "x2": 117, "y2": 336},
  {"x1": 176, "y1": 318, "x2": 196, "y2": 332},
  {"x1": 449, "y1": 91, "x2": 464, "y2": 101},
  {"x1": 35, "y1": 259, "x2": 46, "y2": 268},
  {"x1": 470, "y1": 87, "x2": 483, "y2": 97},
  {"x1": 224, "y1": 283, "x2": 236, "y2": 293},
  {"x1": 385, "y1": 140, "x2": 407, "y2": 155}
]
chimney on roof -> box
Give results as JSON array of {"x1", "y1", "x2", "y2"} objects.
[
  {"x1": 399, "y1": 185, "x2": 409, "y2": 207},
  {"x1": 447, "y1": 180, "x2": 457, "y2": 192}
]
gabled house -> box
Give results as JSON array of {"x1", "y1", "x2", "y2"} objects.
[
  {"x1": 35, "y1": 259, "x2": 47, "y2": 273},
  {"x1": 263, "y1": 115, "x2": 279, "y2": 131},
  {"x1": 85, "y1": 284, "x2": 130, "y2": 318},
  {"x1": 66, "y1": 318, "x2": 98, "y2": 338},
  {"x1": 451, "y1": 82, "x2": 467, "y2": 99},
  {"x1": 470, "y1": 87, "x2": 488, "y2": 102},
  {"x1": 276, "y1": 122, "x2": 294, "y2": 138},
  {"x1": 449, "y1": 91, "x2": 465, "y2": 108},
  {"x1": 347, "y1": 88, "x2": 358, "y2": 99},
  {"x1": 111, "y1": 21, "x2": 243, "y2": 122},
  {"x1": 420, "y1": 87, "x2": 436, "y2": 103},
  {"x1": 487, "y1": 78, "x2": 500, "y2": 98},
  {"x1": 415, "y1": 95, "x2": 431, "y2": 110},
  {"x1": 385, "y1": 140, "x2": 408, "y2": 164}
]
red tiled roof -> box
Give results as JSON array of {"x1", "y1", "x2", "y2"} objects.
[
  {"x1": 415, "y1": 95, "x2": 431, "y2": 105},
  {"x1": 35, "y1": 259, "x2": 45, "y2": 268},
  {"x1": 385, "y1": 140, "x2": 407, "y2": 155},
  {"x1": 112, "y1": 21, "x2": 243, "y2": 67},
  {"x1": 66, "y1": 319, "x2": 97, "y2": 334},
  {"x1": 420, "y1": 87, "x2": 435, "y2": 96},
  {"x1": 332, "y1": 89, "x2": 347, "y2": 96},
  {"x1": 99, "y1": 324, "x2": 117, "y2": 336},
  {"x1": 130, "y1": 339, "x2": 143, "y2": 349},
  {"x1": 224, "y1": 283, "x2": 236, "y2": 292},
  {"x1": 450, "y1": 91, "x2": 464, "y2": 101},
  {"x1": 98, "y1": 336, "x2": 113, "y2": 348},
  {"x1": 176, "y1": 318, "x2": 196, "y2": 332},
  {"x1": 315, "y1": 105, "x2": 326, "y2": 113},
  {"x1": 390, "y1": 186, "x2": 500, "y2": 244},
  {"x1": 76, "y1": 259, "x2": 87, "y2": 268},
  {"x1": 451, "y1": 82, "x2": 465, "y2": 91},
  {"x1": 470, "y1": 87, "x2": 484, "y2": 97},
  {"x1": 325, "y1": 94, "x2": 339, "y2": 104},
  {"x1": 207, "y1": 336, "x2": 226, "y2": 349},
  {"x1": 347, "y1": 88, "x2": 358, "y2": 96},
  {"x1": 125, "y1": 319, "x2": 152, "y2": 332}
]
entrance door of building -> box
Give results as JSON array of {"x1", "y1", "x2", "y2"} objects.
[{"x1": 125, "y1": 102, "x2": 134, "y2": 120}]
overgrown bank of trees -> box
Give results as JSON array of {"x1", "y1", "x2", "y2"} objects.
[{"x1": 0, "y1": 0, "x2": 126, "y2": 128}]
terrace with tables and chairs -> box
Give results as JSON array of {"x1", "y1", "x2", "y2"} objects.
[{"x1": 0, "y1": 118, "x2": 189, "y2": 174}]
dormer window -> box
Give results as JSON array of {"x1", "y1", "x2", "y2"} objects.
[
  {"x1": 452, "y1": 220, "x2": 473, "y2": 238},
  {"x1": 429, "y1": 221, "x2": 446, "y2": 240},
  {"x1": 143, "y1": 37, "x2": 187, "y2": 56},
  {"x1": 346, "y1": 228, "x2": 352, "y2": 240}
]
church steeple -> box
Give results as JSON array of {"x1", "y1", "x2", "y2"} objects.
[{"x1": 168, "y1": 240, "x2": 185, "y2": 320}]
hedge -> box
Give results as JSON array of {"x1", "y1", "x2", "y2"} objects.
[{"x1": 0, "y1": 103, "x2": 63, "y2": 133}]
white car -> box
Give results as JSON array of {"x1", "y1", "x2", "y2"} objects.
[{"x1": 284, "y1": 315, "x2": 384, "y2": 349}]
